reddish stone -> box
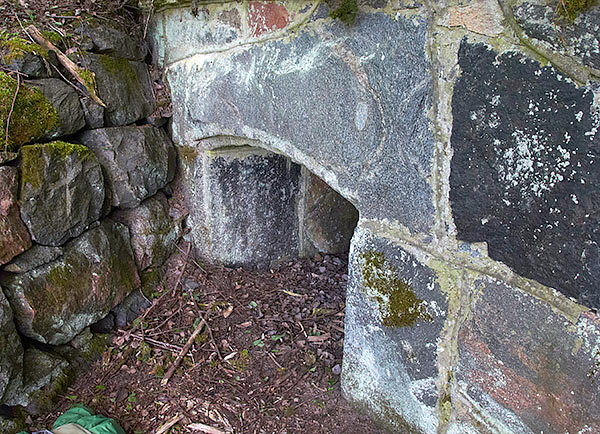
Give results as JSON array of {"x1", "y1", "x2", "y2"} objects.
[
  {"x1": 248, "y1": 2, "x2": 289, "y2": 37},
  {"x1": 0, "y1": 167, "x2": 31, "y2": 265}
]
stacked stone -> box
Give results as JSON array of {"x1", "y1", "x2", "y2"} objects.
[{"x1": 0, "y1": 22, "x2": 181, "y2": 412}]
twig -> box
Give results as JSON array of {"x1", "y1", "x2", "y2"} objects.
[
  {"x1": 14, "y1": 12, "x2": 35, "y2": 44},
  {"x1": 200, "y1": 311, "x2": 222, "y2": 360},
  {"x1": 175, "y1": 243, "x2": 205, "y2": 273},
  {"x1": 172, "y1": 242, "x2": 192, "y2": 294},
  {"x1": 267, "y1": 352, "x2": 284, "y2": 370},
  {"x1": 24, "y1": 24, "x2": 106, "y2": 107},
  {"x1": 161, "y1": 317, "x2": 207, "y2": 385},
  {"x1": 124, "y1": 332, "x2": 184, "y2": 352},
  {"x1": 187, "y1": 422, "x2": 230, "y2": 434},
  {"x1": 155, "y1": 414, "x2": 184, "y2": 434},
  {"x1": 4, "y1": 72, "x2": 19, "y2": 155}
]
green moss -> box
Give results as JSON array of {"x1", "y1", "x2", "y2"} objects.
[
  {"x1": 329, "y1": 0, "x2": 358, "y2": 25},
  {"x1": 99, "y1": 53, "x2": 136, "y2": 83},
  {"x1": 557, "y1": 0, "x2": 596, "y2": 20},
  {"x1": 0, "y1": 36, "x2": 48, "y2": 63},
  {"x1": 77, "y1": 67, "x2": 99, "y2": 96},
  {"x1": 0, "y1": 72, "x2": 59, "y2": 151},
  {"x1": 20, "y1": 142, "x2": 93, "y2": 189},
  {"x1": 359, "y1": 251, "x2": 433, "y2": 327}
]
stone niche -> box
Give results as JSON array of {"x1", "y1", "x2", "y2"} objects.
[{"x1": 176, "y1": 143, "x2": 359, "y2": 268}]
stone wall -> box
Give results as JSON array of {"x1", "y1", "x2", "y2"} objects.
[
  {"x1": 149, "y1": 0, "x2": 600, "y2": 433},
  {"x1": 0, "y1": 21, "x2": 181, "y2": 418}
]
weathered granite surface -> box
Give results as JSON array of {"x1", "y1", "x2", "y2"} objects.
[
  {"x1": 342, "y1": 224, "x2": 447, "y2": 434},
  {"x1": 0, "y1": 167, "x2": 31, "y2": 265},
  {"x1": 76, "y1": 22, "x2": 147, "y2": 61},
  {"x1": 165, "y1": 11, "x2": 435, "y2": 234},
  {"x1": 192, "y1": 146, "x2": 301, "y2": 268},
  {"x1": 450, "y1": 40, "x2": 600, "y2": 309},
  {"x1": 78, "y1": 126, "x2": 176, "y2": 209},
  {"x1": 0, "y1": 220, "x2": 140, "y2": 345},
  {"x1": 19, "y1": 142, "x2": 105, "y2": 246},
  {"x1": 454, "y1": 276, "x2": 600, "y2": 434},
  {"x1": 0, "y1": 285, "x2": 23, "y2": 404}
]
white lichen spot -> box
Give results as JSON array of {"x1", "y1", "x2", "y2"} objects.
[
  {"x1": 571, "y1": 194, "x2": 579, "y2": 204},
  {"x1": 490, "y1": 95, "x2": 501, "y2": 106},
  {"x1": 575, "y1": 111, "x2": 584, "y2": 122}
]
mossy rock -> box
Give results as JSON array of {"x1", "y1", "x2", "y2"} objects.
[
  {"x1": 0, "y1": 72, "x2": 59, "y2": 152},
  {"x1": 19, "y1": 141, "x2": 105, "y2": 246},
  {"x1": 0, "y1": 220, "x2": 140, "y2": 345}
]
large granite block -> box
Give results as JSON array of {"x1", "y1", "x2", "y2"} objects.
[
  {"x1": 0, "y1": 167, "x2": 31, "y2": 265},
  {"x1": 450, "y1": 40, "x2": 600, "y2": 308},
  {"x1": 342, "y1": 224, "x2": 448, "y2": 433},
  {"x1": 165, "y1": 11, "x2": 435, "y2": 234},
  {"x1": 0, "y1": 285, "x2": 23, "y2": 404}
]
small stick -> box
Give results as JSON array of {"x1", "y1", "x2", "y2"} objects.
[
  {"x1": 24, "y1": 24, "x2": 106, "y2": 107},
  {"x1": 155, "y1": 414, "x2": 184, "y2": 434},
  {"x1": 172, "y1": 242, "x2": 192, "y2": 294},
  {"x1": 161, "y1": 317, "x2": 206, "y2": 385},
  {"x1": 187, "y1": 422, "x2": 230, "y2": 434},
  {"x1": 4, "y1": 72, "x2": 19, "y2": 155},
  {"x1": 126, "y1": 333, "x2": 184, "y2": 352}
]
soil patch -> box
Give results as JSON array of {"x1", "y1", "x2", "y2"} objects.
[{"x1": 29, "y1": 245, "x2": 389, "y2": 434}]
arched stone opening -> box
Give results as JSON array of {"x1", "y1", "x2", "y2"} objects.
[{"x1": 175, "y1": 140, "x2": 359, "y2": 269}]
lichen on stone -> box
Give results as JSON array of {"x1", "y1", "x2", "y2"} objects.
[
  {"x1": 359, "y1": 250, "x2": 433, "y2": 327},
  {"x1": 0, "y1": 72, "x2": 59, "y2": 151}
]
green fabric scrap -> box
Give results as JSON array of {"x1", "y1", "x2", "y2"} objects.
[{"x1": 16, "y1": 406, "x2": 124, "y2": 434}]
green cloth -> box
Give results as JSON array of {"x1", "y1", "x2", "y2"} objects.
[
  {"x1": 17, "y1": 406, "x2": 124, "y2": 434},
  {"x1": 52, "y1": 407, "x2": 124, "y2": 434}
]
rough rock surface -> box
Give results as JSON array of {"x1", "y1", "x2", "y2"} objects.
[
  {"x1": 342, "y1": 224, "x2": 447, "y2": 434},
  {"x1": 166, "y1": 12, "x2": 435, "y2": 234},
  {"x1": 450, "y1": 41, "x2": 600, "y2": 309},
  {"x1": 80, "y1": 53, "x2": 154, "y2": 126},
  {"x1": 91, "y1": 289, "x2": 152, "y2": 333},
  {"x1": 0, "y1": 167, "x2": 31, "y2": 265},
  {"x1": 78, "y1": 125, "x2": 176, "y2": 209},
  {"x1": 185, "y1": 146, "x2": 301, "y2": 268},
  {"x1": 4, "y1": 348, "x2": 69, "y2": 408},
  {"x1": 112, "y1": 192, "x2": 181, "y2": 270},
  {"x1": 512, "y1": 2, "x2": 600, "y2": 72},
  {"x1": 80, "y1": 96, "x2": 104, "y2": 129},
  {"x1": 301, "y1": 171, "x2": 358, "y2": 255},
  {"x1": 454, "y1": 277, "x2": 600, "y2": 434},
  {"x1": 20, "y1": 142, "x2": 105, "y2": 246},
  {"x1": 76, "y1": 23, "x2": 147, "y2": 61},
  {"x1": 0, "y1": 285, "x2": 24, "y2": 404},
  {"x1": 27, "y1": 78, "x2": 86, "y2": 138},
  {"x1": 0, "y1": 219, "x2": 140, "y2": 345}
]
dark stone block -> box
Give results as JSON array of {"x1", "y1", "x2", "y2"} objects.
[{"x1": 450, "y1": 40, "x2": 600, "y2": 308}]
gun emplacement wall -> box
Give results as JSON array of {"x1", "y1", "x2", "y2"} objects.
[{"x1": 149, "y1": 1, "x2": 600, "y2": 433}]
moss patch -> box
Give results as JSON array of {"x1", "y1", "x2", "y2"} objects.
[
  {"x1": 359, "y1": 250, "x2": 432, "y2": 327},
  {"x1": 329, "y1": 0, "x2": 358, "y2": 25},
  {"x1": 0, "y1": 72, "x2": 59, "y2": 151},
  {"x1": 99, "y1": 54, "x2": 136, "y2": 83},
  {"x1": 557, "y1": 0, "x2": 596, "y2": 20},
  {"x1": 0, "y1": 35, "x2": 48, "y2": 64},
  {"x1": 20, "y1": 141, "x2": 93, "y2": 189}
]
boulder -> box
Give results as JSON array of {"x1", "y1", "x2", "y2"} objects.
[
  {"x1": 0, "y1": 167, "x2": 31, "y2": 265},
  {"x1": 19, "y1": 142, "x2": 105, "y2": 246},
  {"x1": 27, "y1": 79, "x2": 86, "y2": 138},
  {"x1": 80, "y1": 96, "x2": 104, "y2": 129},
  {"x1": 78, "y1": 125, "x2": 176, "y2": 209},
  {"x1": 78, "y1": 53, "x2": 154, "y2": 126},
  {"x1": 0, "y1": 285, "x2": 23, "y2": 405},
  {"x1": 0, "y1": 37, "x2": 57, "y2": 78},
  {"x1": 112, "y1": 192, "x2": 181, "y2": 270},
  {"x1": 0, "y1": 219, "x2": 140, "y2": 345},
  {"x1": 76, "y1": 22, "x2": 147, "y2": 61},
  {"x1": 3, "y1": 348, "x2": 68, "y2": 408},
  {"x1": 91, "y1": 289, "x2": 151, "y2": 333}
]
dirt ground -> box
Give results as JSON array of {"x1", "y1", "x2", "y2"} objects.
[{"x1": 28, "y1": 244, "x2": 390, "y2": 434}]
